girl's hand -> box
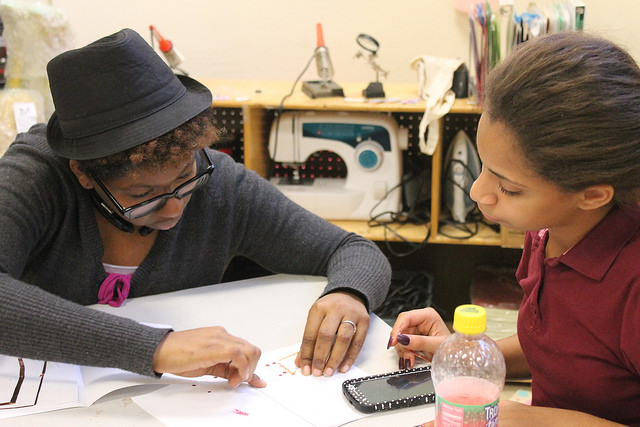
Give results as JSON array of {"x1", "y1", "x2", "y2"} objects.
[
  {"x1": 152, "y1": 327, "x2": 266, "y2": 388},
  {"x1": 388, "y1": 307, "x2": 451, "y2": 369}
]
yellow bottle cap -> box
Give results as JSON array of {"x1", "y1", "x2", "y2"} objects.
[{"x1": 452, "y1": 304, "x2": 487, "y2": 335}]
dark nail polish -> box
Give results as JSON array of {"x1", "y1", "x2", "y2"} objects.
[
  {"x1": 398, "y1": 357, "x2": 404, "y2": 370},
  {"x1": 397, "y1": 334, "x2": 410, "y2": 346},
  {"x1": 387, "y1": 336, "x2": 393, "y2": 349}
]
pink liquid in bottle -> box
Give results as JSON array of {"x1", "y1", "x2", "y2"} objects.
[{"x1": 435, "y1": 376, "x2": 500, "y2": 427}]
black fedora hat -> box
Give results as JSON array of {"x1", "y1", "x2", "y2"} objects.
[{"x1": 46, "y1": 28, "x2": 212, "y2": 160}]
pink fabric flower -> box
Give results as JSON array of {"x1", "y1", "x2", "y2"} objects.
[{"x1": 97, "y1": 273, "x2": 131, "y2": 307}]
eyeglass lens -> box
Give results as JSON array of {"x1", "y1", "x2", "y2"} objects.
[{"x1": 125, "y1": 173, "x2": 210, "y2": 219}]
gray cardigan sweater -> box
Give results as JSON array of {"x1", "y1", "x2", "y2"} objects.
[{"x1": 0, "y1": 124, "x2": 390, "y2": 376}]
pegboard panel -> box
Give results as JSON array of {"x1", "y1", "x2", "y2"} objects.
[
  {"x1": 272, "y1": 149, "x2": 348, "y2": 180},
  {"x1": 210, "y1": 107, "x2": 245, "y2": 163},
  {"x1": 442, "y1": 113, "x2": 481, "y2": 147},
  {"x1": 390, "y1": 112, "x2": 425, "y2": 156}
]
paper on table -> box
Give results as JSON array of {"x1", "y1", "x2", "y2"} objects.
[
  {"x1": 134, "y1": 378, "x2": 312, "y2": 427},
  {"x1": 133, "y1": 343, "x2": 371, "y2": 427},
  {"x1": 256, "y1": 343, "x2": 368, "y2": 427},
  {"x1": 0, "y1": 355, "x2": 171, "y2": 419},
  {"x1": 0, "y1": 358, "x2": 80, "y2": 419}
]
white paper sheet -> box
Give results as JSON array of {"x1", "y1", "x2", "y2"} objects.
[
  {"x1": 0, "y1": 358, "x2": 80, "y2": 419},
  {"x1": 256, "y1": 343, "x2": 368, "y2": 426},
  {"x1": 133, "y1": 343, "x2": 371, "y2": 427},
  {"x1": 134, "y1": 379, "x2": 312, "y2": 427}
]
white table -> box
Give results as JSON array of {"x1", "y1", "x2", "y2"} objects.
[{"x1": 4, "y1": 274, "x2": 434, "y2": 426}]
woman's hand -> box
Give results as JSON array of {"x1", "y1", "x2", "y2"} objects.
[
  {"x1": 295, "y1": 292, "x2": 369, "y2": 377},
  {"x1": 388, "y1": 307, "x2": 451, "y2": 369},
  {"x1": 152, "y1": 327, "x2": 266, "y2": 388}
]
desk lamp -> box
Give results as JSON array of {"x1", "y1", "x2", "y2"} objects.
[
  {"x1": 355, "y1": 33, "x2": 389, "y2": 98},
  {"x1": 301, "y1": 23, "x2": 344, "y2": 99}
]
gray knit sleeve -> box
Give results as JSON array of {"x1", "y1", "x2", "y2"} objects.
[
  {"x1": 0, "y1": 272, "x2": 170, "y2": 376},
  {"x1": 213, "y1": 157, "x2": 392, "y2": 311}
]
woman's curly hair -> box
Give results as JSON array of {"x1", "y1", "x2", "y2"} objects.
[{"x1": 77, "y1": 107, "x2": 219, "y2": 180}]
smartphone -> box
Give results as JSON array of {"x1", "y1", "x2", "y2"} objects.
[{"x1": 342, "y1": 366, "x2": 435, "y2": 413}]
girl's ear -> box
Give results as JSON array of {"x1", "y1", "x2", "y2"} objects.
[
  {"x1": 578, "y1": 184, "x2": 614, "y2": 210},
  {"x1": 68, "y1": 160, "x2": 94, "y2": 190}
]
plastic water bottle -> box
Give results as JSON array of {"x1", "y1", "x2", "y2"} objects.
[{"x1": 432, "y1": 304, "x2": 506, "y2": 426}]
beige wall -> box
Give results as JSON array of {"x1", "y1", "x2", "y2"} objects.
[{"x1": 48, "y1": 0, "x2": 640, "y2": 85}]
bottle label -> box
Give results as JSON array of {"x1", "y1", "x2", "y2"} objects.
[{"x1": 435, "y1": 395, "x2": 499, "y2": 427}]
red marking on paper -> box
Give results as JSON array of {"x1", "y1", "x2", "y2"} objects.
[{"x1": 277, "y1": 352, "x2": 299, "y2": 376}]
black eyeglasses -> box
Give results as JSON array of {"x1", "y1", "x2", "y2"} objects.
[{"x1": 91, "y1": 149, "x2": 214, "y2": 220}]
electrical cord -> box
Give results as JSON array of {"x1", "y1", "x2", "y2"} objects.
[
  {"x1": 269, "y1": 52, "x2": 316, "y2": 176},
  {"x1": 402, "y1": 153, "x2": 431, "y2": 223},
  {"x1": 367, "y1": 174, "x2": 432, "y2": 258},
  {"x1": 438, "y1": 218, "x2": 480, "y2": 239},
  {"x1": 374, "y1": 270, "x2": 438, "y2": 320}
]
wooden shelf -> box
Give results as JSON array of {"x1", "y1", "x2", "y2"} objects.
[
  {"x1": 329, "y1": 220, "x2": 430, "y2": 243},
  {"x1": 330, "y1": 220, "x2": 502, "y2": 246},
  {"x1": 203, "y1": 79, "x2": 482, "y2": 114},
  {"x1": 430, "y1": 222, "x2": 502, "y2": 245},
  {"x1": 202, "y1": 79, "x2": 519, "y2": 247}
]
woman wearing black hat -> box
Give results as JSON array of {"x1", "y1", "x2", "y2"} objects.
[{"x1": 0, "y1": 29, "x2": 390, "y2": 387}]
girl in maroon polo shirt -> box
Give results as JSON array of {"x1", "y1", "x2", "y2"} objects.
[{"x1": 389, "y1": 32, "x2": 640, "y2": 426}]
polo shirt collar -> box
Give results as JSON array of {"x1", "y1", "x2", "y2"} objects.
[{"x1": 558, "y1": 206, "x2": 640, "y2": 281}]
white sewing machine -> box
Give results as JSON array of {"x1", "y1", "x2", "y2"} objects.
[{"x1": 268, "y1": 111, "x2": 407, "y2": 220}]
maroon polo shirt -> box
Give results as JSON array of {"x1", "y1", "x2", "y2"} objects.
[{"x1": 517, "y1": 206, "x2": 640, "y2": 425}]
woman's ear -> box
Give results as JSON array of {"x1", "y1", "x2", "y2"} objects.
[
  {"x1": 68, "y1": 160, "x2": 94, "y2": 190},
  {"x1": 578, "y1": 184, "x2": 614, "y2": 210}
]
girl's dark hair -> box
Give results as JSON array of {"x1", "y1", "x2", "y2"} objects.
[
  {"x1": 484, "y1": 32, "x2": 640, "y2": 206},
  {"x1": 78, "y1": 106, "x2": 218, "y2": 180}
]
